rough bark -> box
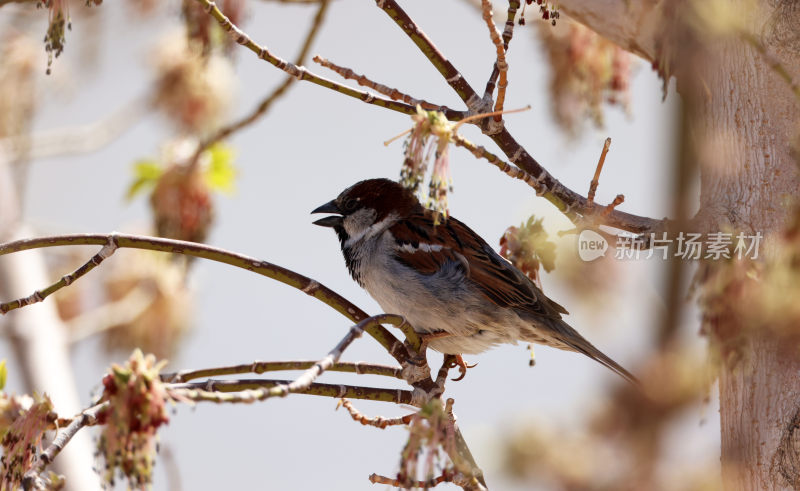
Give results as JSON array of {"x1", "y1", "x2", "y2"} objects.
[{"x1": 560, "y1": 0, "x2": 800, "y2": 489}]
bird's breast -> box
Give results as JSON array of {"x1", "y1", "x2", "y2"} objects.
[{"x1": 351, "y1": 235, "x2": 525, "y2": 354}]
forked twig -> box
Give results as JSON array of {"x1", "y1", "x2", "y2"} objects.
[
  {"x1": 0, "y1": 236, "x2": 118, "y2": 315},
  {"x1": 313, "y1": 56, "x2": 466, "y2": 119},
  {"x1": 480, "y1": 0, "x2": 509, "y2": 121}
]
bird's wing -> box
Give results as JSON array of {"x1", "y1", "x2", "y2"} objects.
[{"x1": 389, "y1": 211, "x2": 567, "y2": 320}]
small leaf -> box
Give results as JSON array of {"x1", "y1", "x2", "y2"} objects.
[
  {"x1": 204, "y1": 142, "x2": 237, "y2": 194},
  {"x1": 0, "y1": 359, "x2": 6, "y2": 390},
  {"x1": 126, "y1": 160, "x2": 163, "y2": 201}
]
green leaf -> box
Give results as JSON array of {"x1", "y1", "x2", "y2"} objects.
[
  {"x1": 0, "y1": 359, "x2": 7, "y2": 391},
  {"x1": 204, "y1": 142, "x2": 237, "y2": 194},
  {"x1": 125, "y1": 160, "x2": 163, "y2": 201}
]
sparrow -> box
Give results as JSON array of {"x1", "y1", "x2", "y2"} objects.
[{"x1": 312, "y1": 178, "x2": 636, "y2": 384}]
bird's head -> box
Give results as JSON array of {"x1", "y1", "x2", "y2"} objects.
[{"x1": 311, "y1": 178, "x2": 420, "y2": 244}]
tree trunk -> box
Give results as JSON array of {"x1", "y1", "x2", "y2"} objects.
[{"x1": 560, "y1": 0, "x2": 800, "y2": 489}]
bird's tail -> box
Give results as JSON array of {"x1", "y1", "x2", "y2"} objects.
[{"x1": 537, "y1": 319, "x2": 639, "y2": 386}]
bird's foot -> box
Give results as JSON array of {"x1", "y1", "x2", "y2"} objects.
[
  {"x1": 446, "y1": 354, "x2": 477, "y2": 382},
  {"x1": 417, "y1": 330, "x2": 453, "y2": 354}
]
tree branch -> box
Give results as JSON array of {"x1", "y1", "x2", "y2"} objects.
[
  {"x1": 313, "y1": 56, "x2": 467, "y2": 119},
  {"x1": 0, "y1": 237, "x2": 118, "y2": 315},
  {"x1": 163, "y1": 360, "x2": 403, "y2": 383},
  {"x1": 167, "y1": 378, "x2": 415, "y2": 405},
  {"x1": 373, "y1": 0, "x2": 485, "y2": 113},
  {"x1": 0, "y1": 233, "x2": 411, "y2": 364},
  {"x1": 22, "y1": 402, "x2": 109, "y2": 489},
  {"x1": 194, "y1": 0, "x2": 423, "y2": 117},
  {"x1": 191, "y1": 0, "x2": 331, "y2": 166},
  {"x1": 373, "y1": 0, "x2": 665, "y2": 234},
  {"x1": 281, "y1": 315, "x2": 374, "y2": 393},
  {"x1": 483, "y1": 0, "x2": 519, "y2": 99},
  {"x1": 480, "y1": 0, "x2": 509, "y2": 120}
]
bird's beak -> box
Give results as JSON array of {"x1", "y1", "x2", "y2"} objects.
[{"x1": 311, "y1": 200, "x2": 343, "y2": 227}]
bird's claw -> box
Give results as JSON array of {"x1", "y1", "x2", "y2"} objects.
[{"x1": 447, "y1": 355, "x2": 477, "y2": 381}]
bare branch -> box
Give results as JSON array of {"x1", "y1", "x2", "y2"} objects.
[
  {"x1": 373, "y1": 0, "x2": 484, "y2": 113},
  {"x1": 313, "y1": 56, "x2": 467, "y2": 119},
  {"x1": 0, "y1": 236, "x2": 118, "y2": 315},
  {"x1": 480, "y1": 0, "x2": 509, "y2": 120},
  {"x1": 22, "y1": 402, "x2": 109, "y2": 488},
  {"x1": 167, "y1": 379, "x2": 415, "y2": 405},
  {"x1": 192, "y1": 0, "x2": 331, "y2": 166},
  {"x1": 193, "y1": 0, "x2": 422, "y2": 117},
  {"x1": 0, "y1": 233, "x2": 411, "y2": 364},
  {"x1": 451, "y1": 133, "x2": 577, "y2": 222},
  {"x1": 373, "y1": 0, "x2": 665, "y2": 234},
  {"x1": 283, "y1": 315, "x2": 377, "y2": 393},
  {"x1": 163, "y1": 360, "x2": 403, "y2": 383},
  {"x1": 492, "y1": 125, "x2": 665, "y2": 234},
  {"x1": 483, "y1": 0, "x2": 520, "y2": 100}
]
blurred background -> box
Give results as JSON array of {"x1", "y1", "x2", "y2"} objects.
[{"x1": 0, "y1": 0, "x2": 719, "y2": 489}]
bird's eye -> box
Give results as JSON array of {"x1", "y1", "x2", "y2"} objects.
[{"x1": 343, "y1": 198, "x2": 358, "y2": 212}]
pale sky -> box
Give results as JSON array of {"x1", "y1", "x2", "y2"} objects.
[{"x1": 1, "y1": 1, "x2": 717, "y2": 489}]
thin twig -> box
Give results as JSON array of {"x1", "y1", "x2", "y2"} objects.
[
  {"x1": 313, "y1": 56, "x2": 466, "y2": 119},
  {"x1": 163, "y1": 360, "x2": 403, "y2": 383},
  {"x1": 480, "y1": 0, "x2": 509, "y2": 121},
  {"x1": 587, "y1": 137, "x2": 612, "y2": 205},
  {"x1": 0, "y1": 236, "x2": 118, "y2": 315},
  {"x1": 0, "y1": 233, "x2": 409, "y2": 363},
  {"x1": 451, "y1": 133, "x2": 578, "y2": 222},
  {"x1": 22, "y1": 402, "x2": 109, "y2": 488},
  {"x1": 167, "y1": 379, "x2": 415, "y2": 405},
  {"x1": 483, "y1": 0, "x2": 520, "y2": 99},
  {"x1": 191, "y1": 0, "x2": 331, "y2": 167},
  {"x1": 500, "y1": 0, "x2": 520, "y2": 50},
  {"x1": 338, "y1": 398, "x2": 414, "y2": 429},
  {"x1": 373, "y1": 0, "x2": 484, "y2": 113},
  {"x1": 198, "y1": 0, "x2": 666, "y2": 236},
  {"x1": 194, "y1": 0, "x2": 423, "y2": 117},
  {"x1": 283, "y1": 315, "x2": 377, "y2": 393},
  {"x1": 373, "y1": 0, "x2": 665, "y2": 235}
]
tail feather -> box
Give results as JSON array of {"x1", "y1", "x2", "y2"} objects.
[{"x1": 537, "y1": 319, "x2": 639, "y2": 386}]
